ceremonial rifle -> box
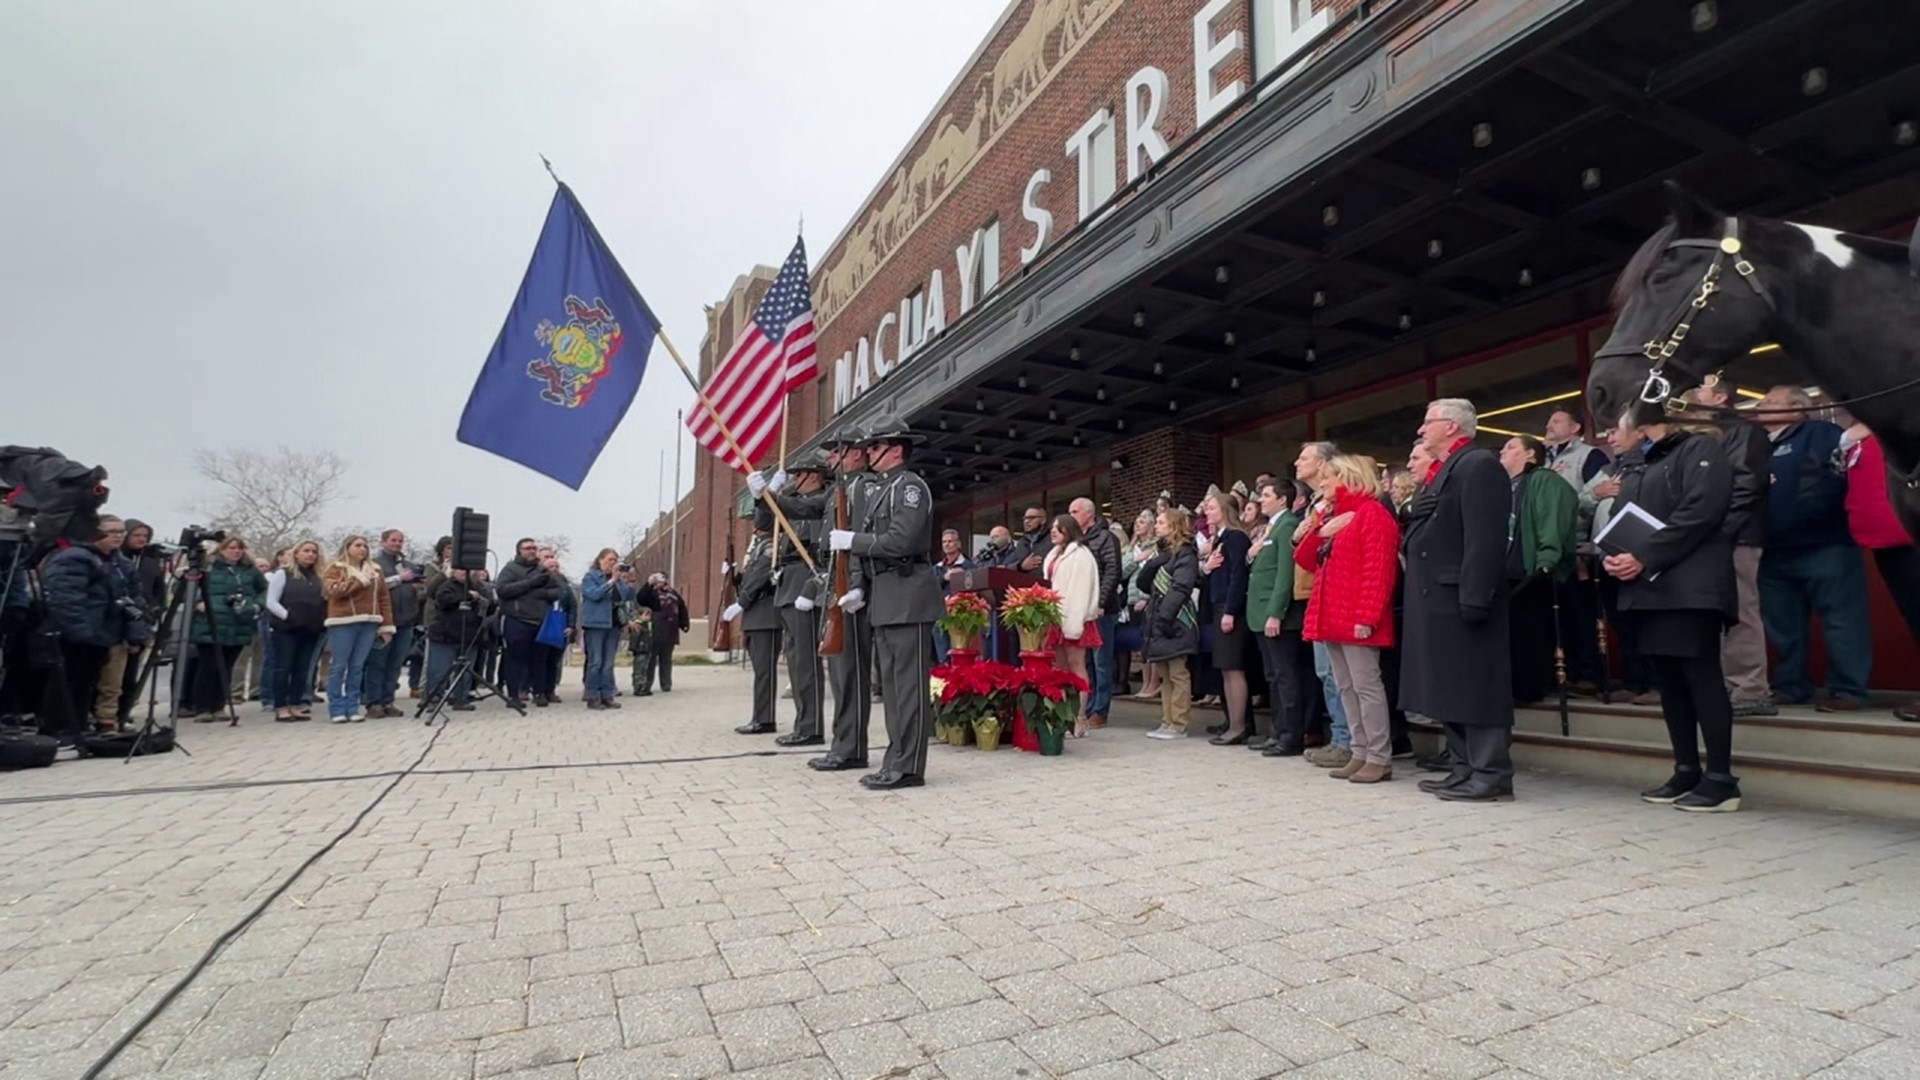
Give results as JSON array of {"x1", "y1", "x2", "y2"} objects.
[{"x1": 818, "y1": 483, "x2": 848, "y2": 656}]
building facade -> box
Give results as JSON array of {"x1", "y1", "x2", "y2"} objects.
[{"x1": 660, "y1": 0, "x2": 1920, "y2": 686}]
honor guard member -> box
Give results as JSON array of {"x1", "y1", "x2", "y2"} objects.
[
  {"x1": 764, "y1": 449, "x2": 830, "y2": 747},
  {"x1": 724, "y1": 497, "x2": 782, "y2": 735},
  {"x1": 828, "y1": 417, "x2": 941, "y2": 790}
]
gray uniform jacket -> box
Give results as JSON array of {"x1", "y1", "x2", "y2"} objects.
[
  {"x1": 847, "y1": 466, "x2": 943, "y2": 627},
  {"x1": 774, "y1": 516, "x2": 824, "y2": 608},
  {"x1": 737, "y1": 532, "x2": 782, "y2": 632}
]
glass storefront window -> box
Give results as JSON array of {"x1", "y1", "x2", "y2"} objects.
[
  {"x1": 1222, "y1": 414, "x2": 1309, "y2": 485},
  {"x1": 1438, "y1": 337, "x2": 1578, "y2": 443},
  {"x1": 1316, "y1": 381, "x2": 1430, "y2": 464}
]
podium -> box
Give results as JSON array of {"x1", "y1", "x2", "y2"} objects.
[{"x1": 949, "y1": 566, "x2": 1041, "y2": 663}]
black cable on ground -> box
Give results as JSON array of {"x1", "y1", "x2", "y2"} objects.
[{"x1": 0, "y1": 749, "x2": 820, "y2": 807}]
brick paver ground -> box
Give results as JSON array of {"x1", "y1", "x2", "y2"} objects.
[{"x1": 2, "y1": 661, "x2": 1916, "y2": 1079}]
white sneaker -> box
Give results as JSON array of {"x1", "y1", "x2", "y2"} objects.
[
  {"x1": 1146, "y1": 726, "x2": 1180, "y2": 740},
  {"x1": 330, "y1": 715, "x2": 351, "y2": 725},
  {"x1": 348, "y1": 713, "x2": 366, "y2": 723}
]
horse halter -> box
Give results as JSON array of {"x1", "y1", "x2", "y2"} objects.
[{"x1": 1632, "y1": 217, "x2": 1774, "y2": 413}]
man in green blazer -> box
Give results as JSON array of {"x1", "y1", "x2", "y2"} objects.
[{"x1": 1247, "y1": 479, "x2": 1311, "y2": 756}]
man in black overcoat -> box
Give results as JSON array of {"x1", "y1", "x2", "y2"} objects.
[{"x1": 1400, "y1": 398, "x2": 1518, "y2": 801}]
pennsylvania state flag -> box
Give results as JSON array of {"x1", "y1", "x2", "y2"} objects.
[{"x1": 457, "y1": 182, "x2": 659, "y2": 489}]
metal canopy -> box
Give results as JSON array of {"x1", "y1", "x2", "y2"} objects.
[{"x1": 826, "y1": 0, "x2": 1919, "y2": 493}]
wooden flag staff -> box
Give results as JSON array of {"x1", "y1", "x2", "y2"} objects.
[{"x1": 655, "y1": 329, "x2": 818, "y2": 573}]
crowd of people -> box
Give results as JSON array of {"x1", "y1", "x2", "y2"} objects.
[
  {"x1": 938, "y1": 389, "x2": 1917, "y2": 813},
  {"x1": 0, "y1": 524, "x2": 693, "y2": 738}
]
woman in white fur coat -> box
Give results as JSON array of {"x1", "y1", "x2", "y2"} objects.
[{"x1": 1043, "y1": 514, "x2": 1103, "y2": 737}]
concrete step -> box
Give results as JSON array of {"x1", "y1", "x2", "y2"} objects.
[{"x1": 1410, "y1": 700, "x2": 1920, "y2": 821}]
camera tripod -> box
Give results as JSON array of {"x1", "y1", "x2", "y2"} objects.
[
  {"x1": 123, "y1": 556, "x2": 242, "y2": 760},
  {"x1": 415, "y1": 609, "x2": 524, "y2": 728}
]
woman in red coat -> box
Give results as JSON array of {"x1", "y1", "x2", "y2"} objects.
[{"x1": 1296, "y1": 454, "x2": 1403, "y2": 783}]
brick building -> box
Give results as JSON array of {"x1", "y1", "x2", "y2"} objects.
[{"x1": 652, "y1": 0, "x2": 1919, "y2": 686}]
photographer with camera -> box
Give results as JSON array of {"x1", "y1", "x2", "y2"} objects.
[
  {"x1": 114, "y1": 519, "x2": 170, "y2": 721},
  {"x1": 40, "y1": 515, "x2": 149, "y2": 736},
  {"x1": 493, "y1": 537, "x2": 562, "y2": 706},
  {"x1": 183, "y1": 536, "x2": 268, "y2": 721}
]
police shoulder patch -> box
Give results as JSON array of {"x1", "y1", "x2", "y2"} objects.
[{"x1": 904, "y1": 483, "x2": 923, "y2": 508}]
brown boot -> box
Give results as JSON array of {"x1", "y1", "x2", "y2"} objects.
[
  {"x1": 1328, "y1": 752, "x2": 1364, "y2": 779},
  {"x1": 1348, "y1": 761, "x2": 1391, "y2": 784}
]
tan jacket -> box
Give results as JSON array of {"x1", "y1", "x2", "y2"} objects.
[{"x1": 322, "y1": 560, "x2": 395, "y2": 632}]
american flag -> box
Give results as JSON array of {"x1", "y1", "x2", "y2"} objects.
[{"x1": 685, "y1": 237, "x2": 818, "y2": 472}]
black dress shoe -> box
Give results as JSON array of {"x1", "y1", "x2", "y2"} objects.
[
  {"x1": 734, "y1": 722, "x2": 776, "y2": 735},
  {"x1": 1249, "y1": 736, "x2": 1277, "y2": 751},
  {"x1": 1418, "y1": 770, "x2": 1472, "y2": 793},
  {"x1": 1415, "y1": 753, "x2": 1453, "y2": 773},
  {"x1": 1262, "y1": 739, "x2": 1304, "y2": 757},
  {"x1": 1209, "y1": 731, "x2": 1249, "y2": 746},
  {"x1": 1432, "y1": 778, "x2": 1514, "y2": 802},
  {"x1": 775, "y1": 733, "x2": 825, "y2": 747},
  {"x1": 860, "y1": 771, "x2": 925, "y2": 790},
  {"x1": 808, "y1": 755, "x2": 868, "y2": 771},
  {"x1": 533, "y1": 695, "x2": 550, "y2": 708}
]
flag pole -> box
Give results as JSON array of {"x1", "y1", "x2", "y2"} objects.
[
  {"x1": 655, "y1": 328, "x2": 817, "y2": 572},
  {"x1": 669, "y1": 408, "x2": 683, "y2": 585},
  {"x1": 769, "y1": 397, "x2": 790, "y2": 569}
]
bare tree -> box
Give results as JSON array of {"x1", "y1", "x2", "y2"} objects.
[
  {"x1": 192, "y1": 447, "x2": 349, "y2": 555},
  {"x1": 614, "y1": 519, "x2": 647, "y2": 558},
  {"x1": 535, "y1": 534, "x2": 573, "y2": 561}
]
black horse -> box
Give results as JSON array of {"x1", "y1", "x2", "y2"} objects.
[{"x1": 1588, "y1": 182, "x2": 1920, "y2": 542}]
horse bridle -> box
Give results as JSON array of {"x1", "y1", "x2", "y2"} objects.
[{"x1": 1628, "y1": 217, "x2": 1773, "y2": 413}]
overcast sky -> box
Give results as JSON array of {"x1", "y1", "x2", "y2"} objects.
[{"x1": 0, "y1": 0, "x2": 1007, "y2": 574}]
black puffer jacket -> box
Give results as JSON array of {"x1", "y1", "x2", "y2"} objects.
[
  {"x1": 1614, "y1": 429, "x2": 1736, "y2": 623},
  {"x1": 1081, "y1": 516, "x2": 1122, "y2": 613},
  {"x1": 1135, "y1": 541, "x2": 1200, "y2": 662},
  {"x1": 41, "y1": 545, "x2": 141, "y2": 648},
  {"x1": 428, "y1": 571, "x2": 491, "y2": 645},
  {"x1": 494, "y1": 557, "x2": 561, "y2": 625}
]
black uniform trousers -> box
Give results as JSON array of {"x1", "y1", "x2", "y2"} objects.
[
  {"x1": 746, "y1": 628, "x2": 781, "y2": 730},
  {"x1": 780, "y1": 606, "x2": 823, "y2": 739},
  {"x1": 826, "y1": 608, "x2": 873, "y2": 761},
  {"x1": 875, "y1": 623, "x2": 931, "y2": 779}
]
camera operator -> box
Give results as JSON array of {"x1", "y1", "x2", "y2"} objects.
[
  {"x1": 115, "y1": 519, "x2": 170, "y2": 721},
  {"x1": 426, "y1": 557, "x2": 492, "y2": 711},
  {"x1": 40, "y1": 515, "x2": 148, "y2": 736},
  {"x1": 184, "y1": 536, "x2": 268, "y2": 721},
  {"x1": 493, "y1": 537, "x2": 562, "y2": 705}
]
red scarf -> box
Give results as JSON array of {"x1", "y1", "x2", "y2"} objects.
[{"x1": 1425, "y1": 436, "x2": 1474, "y2": 485}]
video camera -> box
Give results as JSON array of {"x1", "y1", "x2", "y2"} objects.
[{"x1": 0, "y1": 445, "x2": 110, "y2": 561}]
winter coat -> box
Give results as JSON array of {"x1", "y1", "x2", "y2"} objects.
[
  {"x1": 1296, "y1": 488, "x2": 1401, "y2": 648},
  {"x1": 1765, "y1": 421, "x2": 1852, "y2": 552},
  {"x1": 41, "y1": 544, "x2": 138, "y2": 648},
  {"x1": 1718, "y1": 415, "x2": 1771, "y2": 547},
  {"x1": 635, "y1": 584, "x2": 689, "y2": 644},
  {"x1": 427, "y1": 570, "x2": 491, "y2": 645},
  {"x1": 265, "y1": 565, "x2": 327, "y2": 635},
  {"x1": 1842, "y1": 432, "x2": 1911, "y2": 550},
  {"x1": 1247, "y1": 510, "x2": 1301, "y2": 632},
  {"x1": 1042, "y1": 543, "x2": 1099, "y2": 640},
  {"x1": 494, "y1": 556, "x2": 562, "y2": 625},
  {"x1": 122, "y1": 525, "x2": 169, "y2": 611},
  {"x1": 1080, "y1": 516, "x2": 1123, "y2": 613},
  {"x1": 321, "y1": 559, "x2": 395, "y2": 632},
  {"x1": 1614, "y1": 429, "x2": 1736, "y2": 623},
  {"x1": 1135, "y1": 540, "x2": 1199, "y2": 663},
  {"x1": 372, "y1": 549, "x2": 425, "y2": 626},
  {"x1": 1513, "y1": 467, "x2": 1578, "y2": 581},
  {"x1": 191, "y1": 557, "x2": 268, "y2": 646},
  {"x1": 1398, "y1": 444, "x2": 1514, "y2": 729},
  {"x1": 579, "y1": 569, "x2": 637, "y2": 629}
]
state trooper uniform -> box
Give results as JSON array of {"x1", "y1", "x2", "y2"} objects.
[
  {"x1": 732, "y1": 511, "x2": 781, "y2": 735},
  {"x1": 770, "y1": 450, "x2": 831, "y2": 748},
  {"x1": 829, "y1": 418, "x2": 941, "y2": 790}
]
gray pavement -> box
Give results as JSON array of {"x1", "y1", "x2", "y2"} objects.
[{"x1": 1, "y1": 661, "x2": 1916, "y2": 1079}]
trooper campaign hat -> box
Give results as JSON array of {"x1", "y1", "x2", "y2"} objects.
[
  {"x1": 786, "y1": 447, "x2": 833, "y2": 475},
  {"x1": 822, "y1": 424, "x2": 866, "y2": 452},
  {"x1": 862, "y1": 415, "x2": 926, "y2": 447}
]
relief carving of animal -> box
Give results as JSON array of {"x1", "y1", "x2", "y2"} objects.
[
  {"x1": 909, "y1": 83, "x2": 988, "y2": 206},
  {"x1": 988, "y1": 0, "x2": 1069, "y2": 128}
]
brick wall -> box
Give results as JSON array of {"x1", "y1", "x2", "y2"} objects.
[{"x1": 1111, "y1": 428, "x2": 1221, "y2": 518}]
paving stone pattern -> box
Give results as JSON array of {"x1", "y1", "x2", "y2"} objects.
[{"x1": 1, "y1": 663, "x2": 1916, "y2": 1078}]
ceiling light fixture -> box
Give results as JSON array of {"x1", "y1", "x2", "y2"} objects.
[
  {"x1": 1426, "y1": 237, "x2": 1444, "y2": 259},
  {"x1": 1895, "y1": 119, "x2": 1917, "y2": 146},
  {"x1": 938, "y1": 418, "x2": 948, "y2": 430},
  {"x1": 1034, "y1": 449, "x2": 1044, "y2": 461},
  {"x1": 1304, "y1": 345, "x2": 1318, "y2": 364},
  {"x1": 973, "y1": 442, "x2": 982, "y2": 454},
  {"x1": 973, "y1": 472, "x2": 982, "y2": 483},
  {"x1": 1321, "y1": 203, "x2": 1340, "y2": 227},
  {"x1": 1133, "y1": 307, "x2": 1147, "y2": 328},
  {"x1": 1398, "y1": 308, "x2": 1414, "y2": 331},
  {"x1": 974, "y1": 397, "x2": 985, "y2": 412},
  {"x1": 1229, "y1": 374, "x2": 1241, "y2": 390},
  {"x1": 1214, "y1": 264, "x2": 1230, "y2": 284},
  {"x1": 947, "y1": 482, "x2": 957, "y2": 492},
  {"x1": 1690, "y1": 0, "x2": 1718, "y2": 32},
  {"x1": 1001, "y1": 463, "x2": 1011, "y2": 473},
  {"x1": 1580, "y1": 166, "x2": 1602, "y2": 191},
  {"x1": 944, "y1": 455, "x2": 953, "y2": 466},
  {"x1": 1046, "y1": 406, "x2": 1058, "y2": 421},
  {"x1": 1312, "y1": 287, "x2": 1327, "y2": 309},
  {"x1": 1007, "y1": 426, "x2": 1017, "y2": 439},
  {"x1": 1072, "y1": 433, "x2": 1082, "y2": 446},
  {"x1": 1069, "y1": 343, "x2": 1081, "y2": 362},
  {"x1": 1471, "y1": 121, "x2": 1493, "y2": 148},
  {"x1": 1801, "y1": 67, "x2": 1828, "y2": 96},
  {"x1": 1168, "y1": 400, "x2": 1179, "y2": 412},
  {"x1": 1096, "y1": 385, "x2": 1107, "y2": 401},
  {"x1": 1151, "y1": 359, "x2": 1164, "y2": 376},
  {"x1": 1016, "y1": 373, "x2": 1027, "y2": 389},
  {"x1": 1223, "y1": 328, "x2": 1237, "y2": 347},
  {"x1": 1116, "y1": 418, "x2": 1127, "y2": 431},
  {"x1": 1517, "y1": 266, "x2": 1535, "y2": 287}
]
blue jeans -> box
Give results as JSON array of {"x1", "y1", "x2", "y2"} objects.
[
  {"x1": 326, "y1": 623, "x2": 379, "y2": 719},
  {"x1": 257, "y1": 617, "x2": 278, "y2": 708},
  {"x1": 1313, "y1": 641, "x2": 1350, "y2": 749},
  {"x1": 582, "y1": 627, "x2": 620, "y2": 699},
  {"x1": 424, "y1": 640, "x2": 471, "y2": 704},
  {"x1": 932, "y1": 626, "x2": 950, "y2": 665},
  {"x1": 1759, "y1": 544, "x2": 1873, "y2": 703},
  {"x1": 361, "y1": 624, "x2": 414, "y2": 707},
  {"x1": 1088, "y1": 613, "x2": 1117, "y2": 718},
  {"x1": 266, "y1": 627, "x2": 320, "y2": 710}
]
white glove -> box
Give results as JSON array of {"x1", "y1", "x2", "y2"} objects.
[
  {"x1": 769, "y1": 470, "x2": 789, "y2": 493},
  {"x1": 720, "y1": 561, "x2": 733, "y2": 576},
  {"x1": 838, "y1": 589, "x2": 864, "y2": 612},
  {"x1": 722, "y1": 602, "x2": 743, "y2": 622},
  {"x1": 794, "y1": 596, "x2": 815, "y2": 612},
  {"x1": 745, "y1": 472, "x2": 768, "y2": 497},
  {"x1": 829, "y1": 529, "x2": 854, "y2": 551}
]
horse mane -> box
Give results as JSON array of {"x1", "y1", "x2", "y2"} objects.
[{"x1": 1610, "y1": 221, "x2": 1676, "y2": 311}]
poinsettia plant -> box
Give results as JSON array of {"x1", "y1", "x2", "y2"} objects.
[
  {"x1": 930, "y1": 660, "x2": 1020, "y2": 730},
  {"x1": 1015, "y1": 666, "x2": 1090, "y2": 737},
  {"x1": 937, "y1": 592, "x2": 991, "y2": 642},
  {"x1": 999, "y1": 585, "x2": 1064, "y2": 636}
]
